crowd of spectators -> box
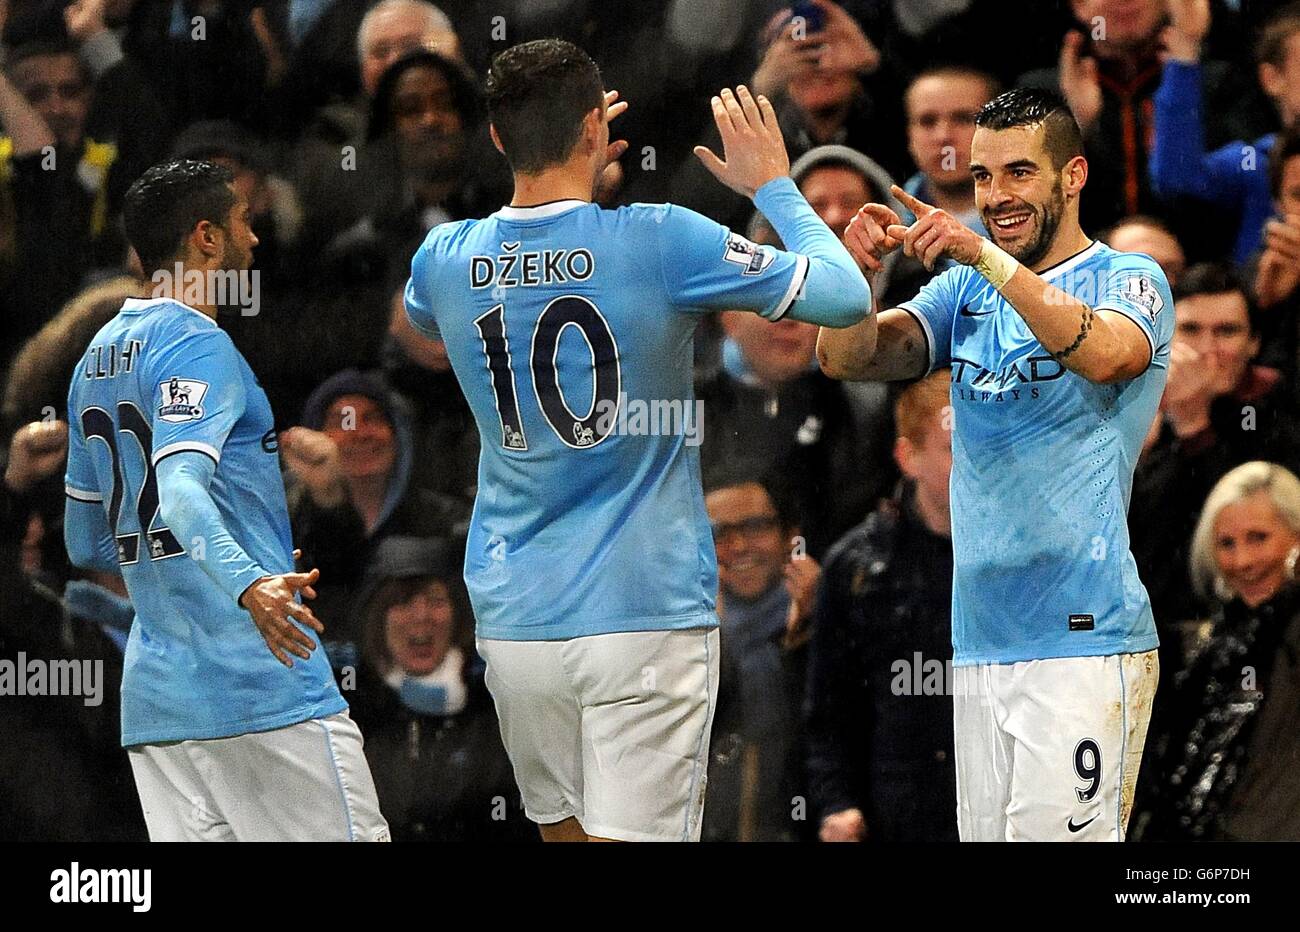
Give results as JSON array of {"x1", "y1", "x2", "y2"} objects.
[{"x1": 3, "y1": 0, "x2": 1300, "y2": 841}]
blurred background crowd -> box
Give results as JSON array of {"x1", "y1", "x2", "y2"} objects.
[{"x1": 2, "y1": 0, "x2": 1300, "y2": 842}]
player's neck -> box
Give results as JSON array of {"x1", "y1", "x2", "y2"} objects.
[
  {"x1": 509, "y1": 164, "x2": 593, "y2": 208},
  {"x1": 149, "y1": 263, "x2": 218, "y2": 321},
  {"x1": 1026, "y1": 225, "x2": 1093, "y2": 275}
]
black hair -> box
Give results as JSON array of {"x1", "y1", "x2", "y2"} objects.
[
  {"x1": 975, "y1": 87, "x2": 1085, "y2": 171},
  {"x1": 703, "y1": 465, "x2": 800, "y2": 531},
  {"x1": 1175, "y1": 261, "x2": 1264, "y2": 334},
  {"x1": 485, "y1": 38, "x2": 604, "y2": 174},
  {"x1": 122, "y1": 160, "x2": 236, "y2": 276},
  {"x1": 367, "y1": 49, "x2": 483, "y2": 143}
]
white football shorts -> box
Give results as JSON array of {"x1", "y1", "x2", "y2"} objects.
[
  {"x1": 128, "y1": 710, "x2": 389, "y2": 841},
  {"x1": 953, "y1": 649, "x2": 1158, "y2": 842},
  {"x1": 477, "y1": 626, "x2": 719, "y2": 842}
]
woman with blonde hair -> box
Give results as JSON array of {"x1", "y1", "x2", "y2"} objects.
[{"x1": 1136, "y1": 462, "x2": 1300, "y2": 840}]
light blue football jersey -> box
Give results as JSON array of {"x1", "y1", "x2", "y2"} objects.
[
  {"x1": 898, "y1": 242, "x2": 1172, "y2": 665},
  {"x1": 64, "y1": 298, "x2": 345, "y2": 745},
  {"x1": 405, "y1": 197, "x2": 815, "y2": 641}
]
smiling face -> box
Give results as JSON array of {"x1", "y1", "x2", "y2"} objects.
[
  {"x1": 322, "y1": 394, "x2": 397, "y2": 481},
  {"x1": 706, "y1": 482, "x2": 789, "y2": 601},
  {"x1": 384, "y1": 578, "x2": 456, "y2": 675},
  {"x1": 971, "y1": 123, "x2": 1076, "y2": 267},
  {"x1": 1213, "y1": 491, "x2": 1300, "y2": 608}
]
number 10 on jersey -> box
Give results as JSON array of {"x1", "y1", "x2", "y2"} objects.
[{"x1": 474, "y1": 296, "x2": 622, "y2": 451}]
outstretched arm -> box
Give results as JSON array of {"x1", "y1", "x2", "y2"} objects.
[{"x1": 694, "y1": 85, "x2": 871, "y2": 328}]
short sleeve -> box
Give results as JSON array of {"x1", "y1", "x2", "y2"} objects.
[
  {"x1": 896, "y1": 267, "x2": 968, "y2": 373},
  {"x1": 1093, "y1": 254, "x2": 1174, "y2": 374},
  {"x1": 64, "y1": 384, "x2": 103, "y2": 504},
  {"x1": 145, "y1": 329, "x2": 247, "y2": 467},
  {"x1": 654, "y1": 203, "x2": 808, "y2": 320},
  {"x1": 405, "y1": 239, "x2": 442, "y2": 340}
]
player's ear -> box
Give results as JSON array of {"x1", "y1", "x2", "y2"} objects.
[
  {"x1": 489, "y1": 123, "x2": 505, "y2": 156},
  {"x1": 1063, "y1": 154, "x2": 1087, "y2": 198},
  {"x1": 191, "y1": 219, "x2": 222, "y2": 260}
]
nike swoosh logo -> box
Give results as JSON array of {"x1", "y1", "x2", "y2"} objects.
[
  {"x1": 958, "y1": 304, "x2": 994, "y2": 317},
  {"x1": 1067, "y1": 814, "x2": 1099, "y2": 833}
]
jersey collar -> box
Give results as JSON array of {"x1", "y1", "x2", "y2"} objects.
[
  {"x1": 121, "y1": 297, "x2": 218, "y2": 327},
  {"x1": 1038, "y1": 240, "x2": 1101, "y2": 282},
  {"x1": 494, "y1": 199, "x2": 589, "y2": 221}
]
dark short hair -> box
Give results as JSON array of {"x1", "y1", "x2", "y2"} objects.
[
  {"x1": 1270, "y1": 125, "x2": 1300, "y2": 200},
  {"x1": 1175, "y1": 262, "x2": 1263, "y2": 334},
  {"x1": 1257, "y1": 2, "x2": 1300, "y2": 67},
  {"x1": 975, "y1": 87, "x2": 1084, "y2": 171},
  {"x1": 1175, "y1": 261, "x2": 1244, "y2": 301},
  {"x1": 703, "y1": 466, "x2": 800, "y2": 531},
  {"x1": 485, "y1": 39, "x2": 604, "y2": 174},
  {"x1": 122, "y1": 160, "x2": 236, "y2": 276}
]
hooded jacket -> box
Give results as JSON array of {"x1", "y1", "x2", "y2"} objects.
[{"x1": 289, "y1": 370, "x2": 468, "y2": 648}]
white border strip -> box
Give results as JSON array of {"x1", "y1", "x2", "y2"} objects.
[
  {"x1": 769, "y1": 254, "x2": 809, "y2": 321},
  {"x1": 494, "y1": 200, "x2": 588, "y2": 221},
  {"x1": 152, "y1": 440, "x2": 221, "y2": 466}
]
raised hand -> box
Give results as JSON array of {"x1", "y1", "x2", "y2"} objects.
[
  {"x1": 782, "y1": 551, "x2": 821, "y2": 650},
  {"x1": 812, "y1": 0, "x2": 881, "y2": 77},
  {"x1": 694, "y1": 86, "x2": 791, "y2": 199},
  {"x1": 1256, "y1": 215, "x2": 1300, "y2": 308},
  {"x1": 4, "y1": 420, "x2": 68, "y2": 494},
  {"x1": 279, "y1": 427, "x2": 346, "y2": 508},
  {"x1": 1163, "y1": 0, "x2": 1211, "y2": 62},
  {"x1": 597, "y1": 89, "x2": 629, "y2": 204},
  {"x1": 239, "y1": 567, "x2": 325, "y2": 668},
  {"x1": 844, "y1": 202, "x2": 904, "y2": 274},
  {"x1": 63, "y1": 0, "x2": 108, "y2": 42},
  {"x1": 1059, "y1": 30, "x2": 1102, "y2": 132},
  {"x1": 752, "y1": 19, "x2": 823, "y2": 98},
  {"x1": 888, "y1": 185, "x2": 984, "y2": 271},
  {"x1": 820, "y1": 806, "x2": 867, "y2": 842},
  {"x1": 1161, "y1": 340, "x2": 1215, "y2": 436}
]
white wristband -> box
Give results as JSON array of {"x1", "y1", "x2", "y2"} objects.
[{"x1": 974, "y1": 239, "x2": 1019, "y2": 290}]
